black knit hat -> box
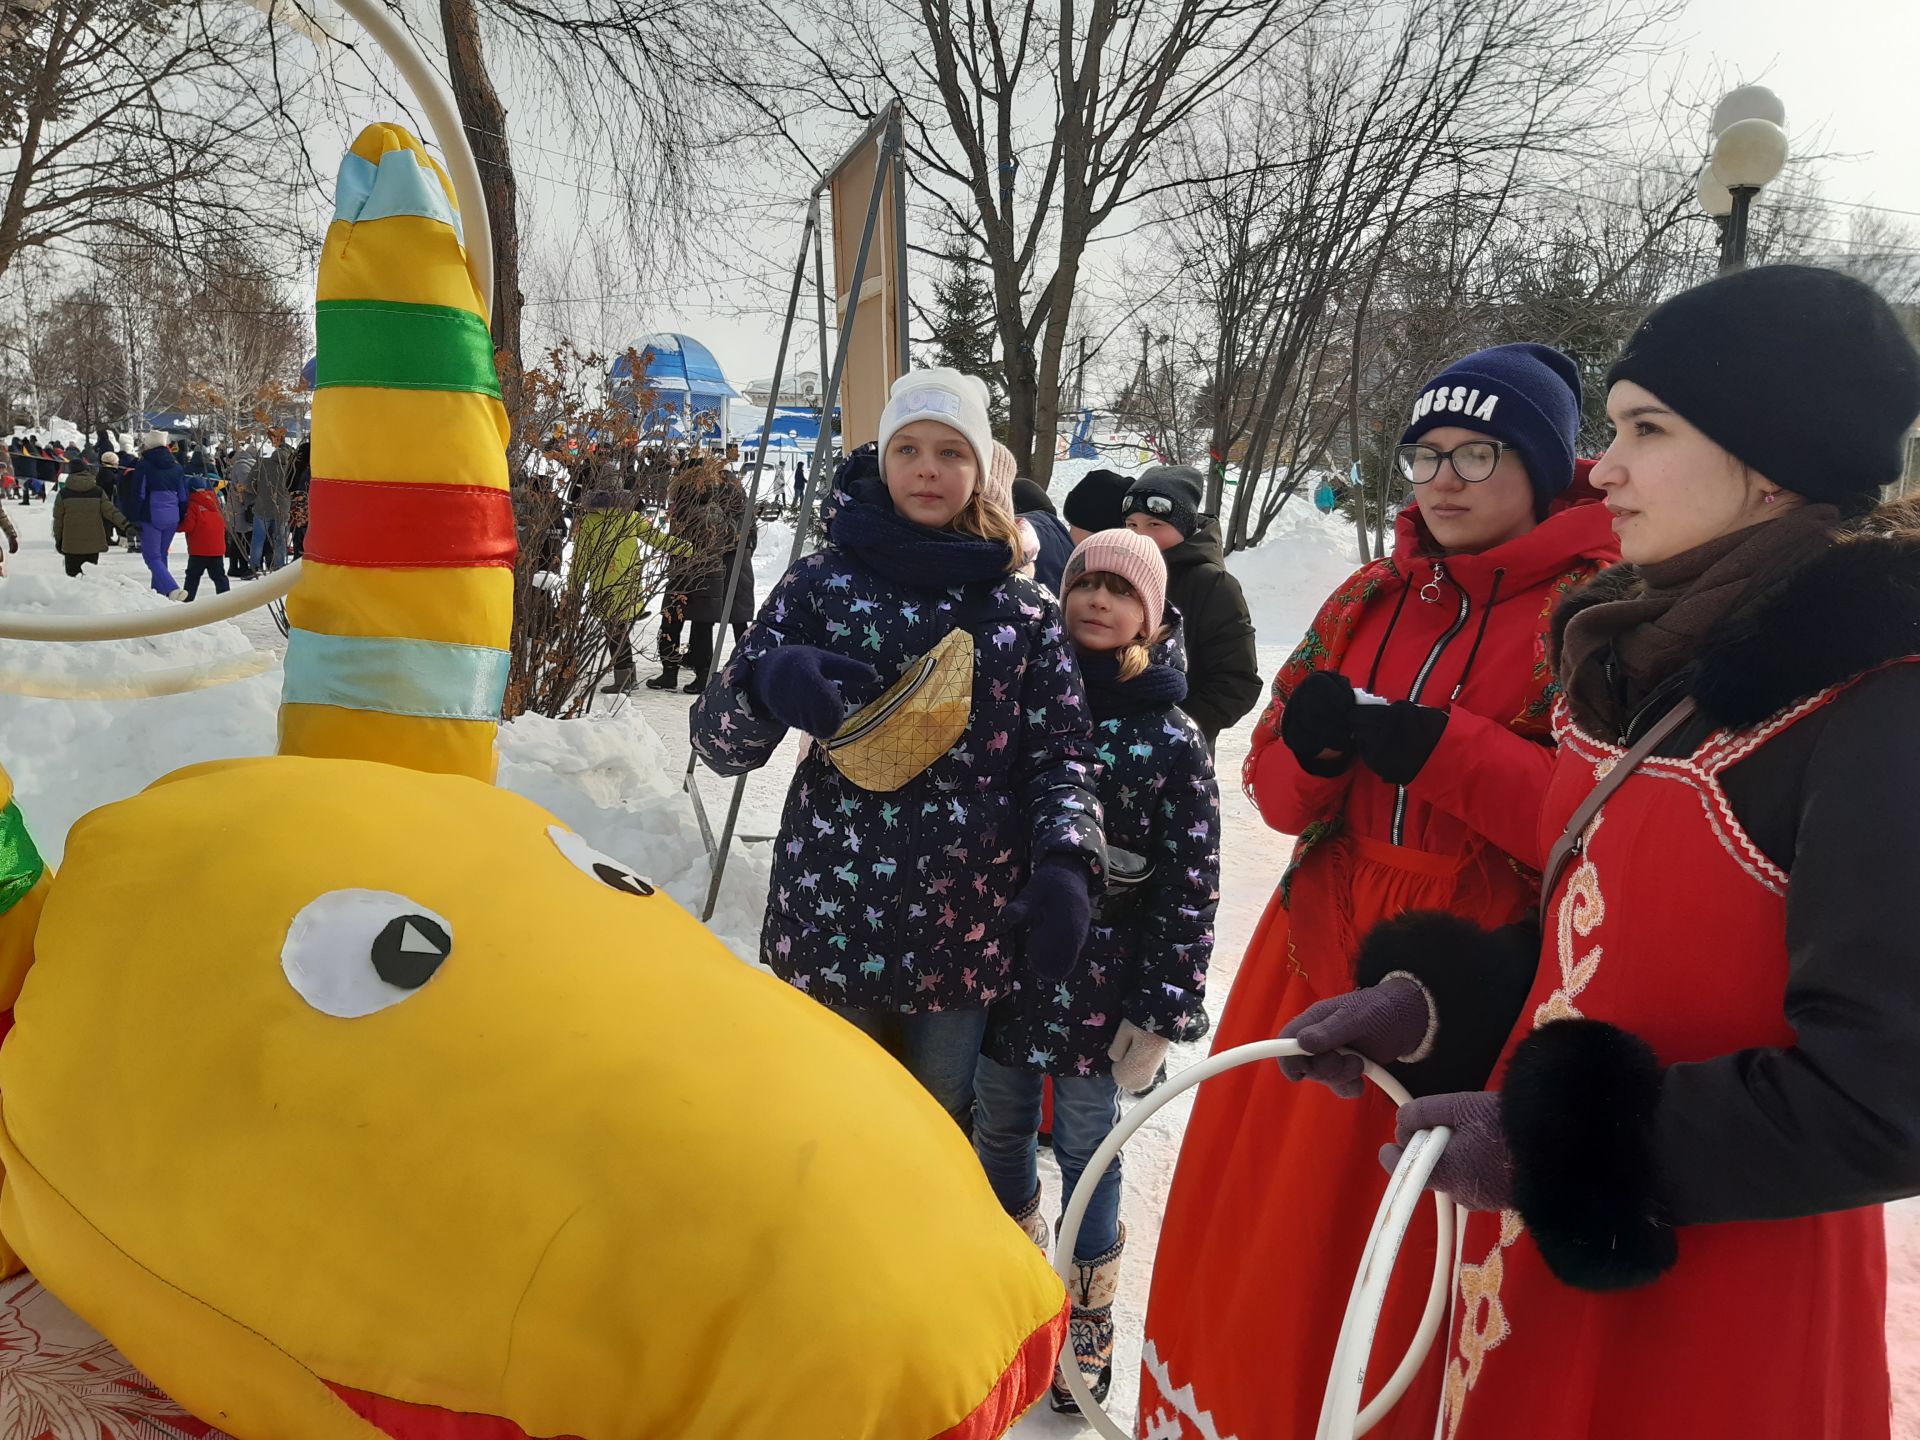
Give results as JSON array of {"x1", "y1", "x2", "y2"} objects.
[
  {"x1": 1607, "y1": 264, "x2": 1920, "y2": 511},
  {"x1": 1063, "y1": 468, "x2": 1133, "y2": 532},
  {"x1": 1011, "y1": 476, "x2": 1056, "y2": 517},
  {"x1": 1122, "y1": 465, "x2": 1206, "y2": 538}
]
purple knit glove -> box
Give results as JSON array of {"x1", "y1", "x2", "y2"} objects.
[
  {"x1": 1277, "y1": 977, "x2": 1434, "y2": 1099},
  {"x1": 1381, "y1": 1090, "x2": 1511, "y2": 1212},
  {"x1": 1007, "y1": 857, "x2": 1094, "y2": 980},
  {"x1": 748, "y1": 644, "x2": 879, "y2": 738}
]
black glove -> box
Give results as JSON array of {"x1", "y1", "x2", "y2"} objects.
[
  {"x1": 748, "y1": 645, "x2": 880, "y2": 738},
  {"x1": 1351, "y1": 700, "x2": 1449, "y2": 785},
  {"x1": 1007, "y1": 857, "x2": 1094, "y2": 980},
  {"x1": 1279, "y1": 670, "x2": 1357, "y2": 776}
]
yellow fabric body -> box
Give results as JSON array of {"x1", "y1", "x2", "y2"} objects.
[
  {"x1": 311, "y1": 388, "x2": 509, "y2": 492},
  {"x1": 285, "y1": 561, "x2": 512, "y2": 650},
  {"x1": 0, "y1": 756, "x2": 1064, "y2": 1439},
  {"x1": 287, "y1": 125, "x2": 509, "y2": 783}
]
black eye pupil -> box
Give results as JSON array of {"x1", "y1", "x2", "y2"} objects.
[
  {"x1": 592, "y1": 862, "x2": 654, "y2": 897},
  {"x1": 371, "y1": 914, "x2": 452, "y2": 990}
]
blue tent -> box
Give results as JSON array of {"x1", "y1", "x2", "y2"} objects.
[{"x1": 610, "y1": 333, "x2": 741, "y2": 437}]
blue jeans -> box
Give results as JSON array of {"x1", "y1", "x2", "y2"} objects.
[
  {"x1": 973, "y1": 1054, "x2": 1122, "y2": 1260},
  {"x1": 831, "y1": 1007, "x2": 988, "y2": 1128},
  {"x1": 251, "y1": 515, "x2": 285, "y2": 572}
]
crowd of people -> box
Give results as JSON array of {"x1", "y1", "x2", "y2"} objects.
[
  {"x1": 2, "y1": 428, "x2": 310, "y2": 598},
  {"x1": 684, "y1": 262, "x2": 1920, "y2": 1439}
]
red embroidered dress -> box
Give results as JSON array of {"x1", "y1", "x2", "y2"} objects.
[
  {"x1": 1139, "y1": 483, "x2": 1616, "y2": 1440},
  {"x1": 1439, "y1": 682, "x2": 1896, "y2": 1439}
]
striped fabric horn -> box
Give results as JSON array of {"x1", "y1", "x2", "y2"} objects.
[{"x1": 282, "y1": 124, "x2": 515, "y2": 780}]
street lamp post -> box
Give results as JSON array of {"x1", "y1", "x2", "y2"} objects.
[{"x1": 1703, "y1": 86, "x2": 1789, "y2": 273}]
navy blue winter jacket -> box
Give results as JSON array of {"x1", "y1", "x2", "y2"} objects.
[
  {"x1": 691, "y1": 478, "x2": 1105, "y2": 1014},
  {"x1": 985, "y1": 640, "x2": 1220, "y2": 1076},
  {"x1": 129, "y1": 446, "x2": 187, "y2": 527}
]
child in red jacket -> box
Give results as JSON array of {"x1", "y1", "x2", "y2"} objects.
[{"x1": 178, "y1": 479, "x2": 231, "y2": 600}]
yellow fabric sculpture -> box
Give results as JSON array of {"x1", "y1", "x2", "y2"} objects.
[{"x1": 0, "y1": 125, "x2": 1065, "y2": 1440}]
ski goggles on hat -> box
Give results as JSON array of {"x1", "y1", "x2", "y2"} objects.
[{"x1": 1124, "y1": 493, "x2": 1175, "y2": 516}]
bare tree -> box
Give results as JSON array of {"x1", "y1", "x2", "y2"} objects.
[
  {"x1": 421, "y1": 0, "x2": 759, "y2": 395},
  {"x1": 174, "y1": 245, "x2": 308, "y2": 443},
  {"x1": 1140, "y1": 0, "x2": 1685, "y2": 553},
  {"x1": 747, "y1": 0, "x2": 1337, "y2": 484},
  {"x1": 0, "y1": 0, "x2": 315, "y2": 286}
]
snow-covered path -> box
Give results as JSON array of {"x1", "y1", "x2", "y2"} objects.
[{"x1": 0, "y1": 486, "x2": 1913, "y2": 1436}]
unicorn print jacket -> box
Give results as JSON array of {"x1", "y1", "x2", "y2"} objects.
[{"x1": 691, "y1": 482, "x2": 1105, "y2": 1014}]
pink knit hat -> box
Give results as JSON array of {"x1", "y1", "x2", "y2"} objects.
[
  {"x1": 1062, "y1": 528, "x2": 1167, "y2": 637},
  {"x1": 983, "y1": 441, "x2": 1018, "y2": 517}
]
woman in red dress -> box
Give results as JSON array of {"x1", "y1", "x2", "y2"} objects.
[
  {"x1": 1285, "y1": 264, "x2": 1920, "y2": 1438},
  {"x1": 1139, "y1": 344, "x2": 1617, "y2": 1440}
]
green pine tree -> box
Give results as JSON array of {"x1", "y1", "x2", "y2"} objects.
[{"x1": 925, "y1": 244, "x2": 1007, "y2": 431}]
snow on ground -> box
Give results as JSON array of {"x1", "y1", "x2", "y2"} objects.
[
  {"x1": 0, "y1": 485, "x2": 1914, "y2": 1435},
  {"x1": 0, "y1": 501, "x2": 770, "y2": 959}
]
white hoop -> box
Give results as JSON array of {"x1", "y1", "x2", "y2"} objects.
[
  {"x1": 0, "y1": 565, "x2": 300, "y2": 642},
  {"x1": 1052, "y1": 1038, "x2": 1457, "y2": 1440}
]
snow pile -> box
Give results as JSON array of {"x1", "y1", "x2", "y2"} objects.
[
  {"x1": 498, "y1": 711, "x2": 770, "y2": 961},
  {"x1": 0, "y1": 516, "x2": 769, "y2": 963}
]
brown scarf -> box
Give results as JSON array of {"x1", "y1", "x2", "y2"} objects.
[{"x1": 1561, "y1": 504, "x2": 1839, "y2": 737}]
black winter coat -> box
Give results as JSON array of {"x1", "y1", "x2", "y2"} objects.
[
  {"x1": 1162, "y1": 517, "x2": 1260, "y2": 745},
  {"x1": 683, "y1": 475, "x2": 757, "y2": 627},
  {"x1": 985, "y1": 643, "x2": 1219, "y2": 1076},
  {"x1": 690, "y1": 483, "x2": 1105, "y2": 1014}
]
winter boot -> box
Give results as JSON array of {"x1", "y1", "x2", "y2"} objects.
[
  {"x1": 643, "y1": 667, "x2": 681, "y2": 691},
  {"x1": 1009, "y1": 1187, "x2": 1049, "y2": 1252},
  {"x1": 1050, "y1": 1225, "x2": 1124, "y2": 1414},
  {"x1": 601, "y1": 669, "x2": 636, "y2": 695},
  {"x1": 680, "y1": 673, "x2": 709, "y2": 695}
]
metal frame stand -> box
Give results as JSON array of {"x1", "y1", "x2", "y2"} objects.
[{"x1": 681, "y1": 101, "x2": 910, "y2": 921}]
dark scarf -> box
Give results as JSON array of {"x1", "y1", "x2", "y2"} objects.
[
  {"x1": 1560, "y1": 503, "x2": 1838, "y2": 737},
  {"x1": 828, "y1": 476, "x2": 1014, "y2": 588},
  {"x1": 1077, "y1": 648, "x2": 1190, "y2": 722}
]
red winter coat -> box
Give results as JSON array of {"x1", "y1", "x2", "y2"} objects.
[
  {"x1": 179, "y1": 489, "x2": 227, "y2": 557},
  {"x1": 1139, "y1": 475, "x2": 1618, "y2": 1440}
]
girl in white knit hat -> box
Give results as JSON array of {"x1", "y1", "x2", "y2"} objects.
[
  {"x1": 691, "y1": 368, "x2": 1105, "y2": 1124},
  {"x1": 975, "y1": 526, "x2": 1220, "y2": 1413}
]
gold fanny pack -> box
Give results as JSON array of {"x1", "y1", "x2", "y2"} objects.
[{"x1": 822, "y1": 627, "x2": 975, "y2": 792}]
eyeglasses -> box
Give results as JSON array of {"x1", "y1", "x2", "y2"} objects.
[{"x1": 1393, "y1": 441, "x2": 1510, "y2": 485}]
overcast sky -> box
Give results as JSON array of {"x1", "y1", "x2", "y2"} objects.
[{"x1": 528, "y1": 0, "x2": 1920, "y2": 395}]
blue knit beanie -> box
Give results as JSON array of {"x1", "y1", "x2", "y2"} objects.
[{"x1": 1399, "y1": 343, "x2": 1581, "y2": 513}]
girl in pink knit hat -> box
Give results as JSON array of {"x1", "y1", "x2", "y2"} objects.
[{"x1": 975, "y1": 526, "x2": 1221, "y2": 1414}]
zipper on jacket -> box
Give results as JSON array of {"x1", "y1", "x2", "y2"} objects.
[
  {"x1": 1392, "y1": 565, "x2": 1470, "y2": 844},
  {"x1": 823, "y1": 653, "x2": 939, "y2": 749}
]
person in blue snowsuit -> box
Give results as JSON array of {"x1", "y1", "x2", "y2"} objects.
[
  {"x1": 975, "y1": 526, "x2": 1220, "y2": 1414},
  {"x1": 691, "y1": 369, "x2": 1106, "y2": 1124},
  {"x1": 128, "y1": 434, "x2": 189, "y2": 597}
]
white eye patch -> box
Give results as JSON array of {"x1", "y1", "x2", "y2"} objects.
[
  {"x1": 282, "y1": 889, "x2": 454, "y2": 1019},
  {"x1": 548, "y1": 826, "x2": 657, "y2": 898}
]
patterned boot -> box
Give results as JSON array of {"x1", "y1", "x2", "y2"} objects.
[
  {"x1": 1010, "y1": 1187, "x2": 1050, "y2": 1252},
  {"x1": 1050, "y1": 1225, "x2": 1124, "y2": 1414}
]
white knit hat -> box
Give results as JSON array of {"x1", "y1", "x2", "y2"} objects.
[
  {"x1": 876, "y1": 368, "x2": 995, "y2": 502},
  {"x1": 140, "y1": 430, "x2": 171, "y2": 453},
  {"x1": 1062, "y1": 528, "x2": 1168, "y2": 637}
]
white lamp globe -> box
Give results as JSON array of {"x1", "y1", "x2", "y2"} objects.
[
  {"x1": 1697, "y1": 162, "x2": 1734, "y2": 217},
  {"x1": 1712, "y1": 118, "x2": 1789, "y2": 190},
  {"x1": 1711, "y1": 85, "x2": 1787, "y2": 139}
]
